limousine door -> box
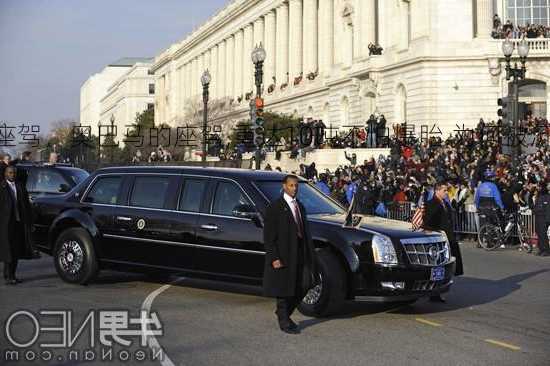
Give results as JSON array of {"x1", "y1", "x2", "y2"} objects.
[
  {"x1": 194, "y1": 179, "x2": 265, "y2": 281},
  {"x1": 106, "y1": 175, "x2": 196, "y2": 270}
]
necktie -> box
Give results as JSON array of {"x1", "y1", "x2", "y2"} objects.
[
  {"x1": 8, "y1": 183, "x2": 20, "y2": 221},
  {"x1": 292, "y1": 200, "x2": 304, "y2": 239}
]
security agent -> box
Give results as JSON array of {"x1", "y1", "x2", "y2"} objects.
[
  {"x1": 475, "y1": 170, "x2": 505, "y2": 228},
  {"x1": 533, "y1": 183, "x2": 550, "y2": 256},
  {"x1": 0, "y1": 166, "x2": 35, "y2": 284},
  {"x1": 262, "y1": 174, "x2": 319, "y2": 334}
]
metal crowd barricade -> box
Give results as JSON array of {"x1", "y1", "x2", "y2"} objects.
[{"x1": 385, "y1": 202, "x2": 536, "y2": 240}]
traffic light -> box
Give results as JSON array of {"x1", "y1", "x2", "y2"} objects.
[
  {"x1": 253, "y1": 97, "x2": 265, "y2": 147},
  {"x1": 497, "y1": 97, "x2": 510, "y2": 125}
]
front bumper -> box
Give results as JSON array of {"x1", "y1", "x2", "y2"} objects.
[{"x1": 351, "y1": 258, "x2": 456, "y2": 302}]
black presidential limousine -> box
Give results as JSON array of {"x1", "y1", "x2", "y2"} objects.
[{"x1": 32, "y1": 166, "x2": 456, "y2": 316}]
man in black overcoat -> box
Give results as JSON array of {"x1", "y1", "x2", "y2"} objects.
[
  {"x1": 422, "y1": 181, "x2": 464, "y2": 302},
  {"x1": 0, "y1": 166, "x2": 35, "y2": 285},
  {"x1": 263, "y1": 174, "x2": 319, "y2": 334},
  {"x1": 533, "y1": 183, "x2": 550, "y2": 256}
]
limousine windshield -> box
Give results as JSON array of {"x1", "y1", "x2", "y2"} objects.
[{"x1": 255, "y1": 181, "x2": 346, "y2": 215}]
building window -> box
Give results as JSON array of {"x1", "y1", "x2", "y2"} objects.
[
  {"x1": 147, "y1": 103, "x2": 154, "y2": 111},
  {"x1": 148, "y1": 83, "x2": 155, "y2": 95},
  {"x1": 507, "y1": 0, "x2": 549, "y2": 26},
  {"x1": 147, "y1": 69, "x2": 154, "y2": 75}
]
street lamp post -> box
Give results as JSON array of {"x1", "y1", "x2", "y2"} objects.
[
  {"x1": 201, "y1": 70, "x2": 211, "y2": 168},
  {"x1": 501, "y1": 37, "x2": 529, "y2": 171},
  {"x1": 109, "y1": 114, "x2": 115, "y2": 164},
  {"x1": 251, "y1": 43, "x2": 266, "y2": 170}
]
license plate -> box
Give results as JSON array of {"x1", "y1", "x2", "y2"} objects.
[{"x1": 431, "y1": 266, "x2": 445, "y2": 281}]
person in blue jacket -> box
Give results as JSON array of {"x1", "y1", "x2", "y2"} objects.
[
  {"x1": 346, "y1": 177, "x2": 358, "y2": 206},
  {"x1": 475, "y1": 170, "x2": 504, "y2": 228},
  {"x1": 315, "y1": 174, "x2": 331, "y2": 196},
  {"x1": 475, "y1": 170, "x2": 504, "y2": 209}
]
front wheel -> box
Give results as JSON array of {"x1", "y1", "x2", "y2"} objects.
[
  {"x1": 478, "y1": 224, "x2": 501, "y2": 251},
  {"x1": 53, "y1": 228, "x2": 99, "y2": 285},
  {"x1": 298, "y1": 249, "x2": 347, "y2": 318},
  {"x1": 517, "y1": 224, "x2": 532, "y2": 252}
]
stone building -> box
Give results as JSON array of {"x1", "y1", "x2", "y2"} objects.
[{"x1": 150, "y1": 0, "x2": 550, "y2": 138}]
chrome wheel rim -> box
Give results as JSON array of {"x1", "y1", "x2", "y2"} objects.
[
  {"x1": 479, "y1": 226, "x2": 499, "y2": 249},
  {"x1": 58, "y1": 240, "x2": 84, "y2": 275},
  {"x1": 303, "y1": 273, "x2": 323, "y2": 305}
]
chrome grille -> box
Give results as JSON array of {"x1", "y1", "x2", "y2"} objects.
[
  {"x1": 412, "y1": 280, "x2": 437, "y2": 291},
  {"x1": 400, "y1": 236, "x2": 449, "y2": 266}
]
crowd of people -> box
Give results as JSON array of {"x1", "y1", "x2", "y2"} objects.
[
  {"x1": 264, "y1": 118, "x2": 550, "y2": 254},
  {"x1": 492, "y1": 15, "x2": 550, "y2": 39}
]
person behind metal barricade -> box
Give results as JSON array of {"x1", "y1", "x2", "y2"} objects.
[
  {"x1": 351, "y1": 176, "x2": 377, "y2": 216},
  {"x1": 345, "y1": 175, "x2": 359, "y2": 207},
  {"x1": 533, "y1": 183, "x2": 550, "y2": 256},
  {"x1": 315, "y1": 174, "x2": 331, "y2": 196},
  {"x1": 474, "y1": 169, "x2": 505, "y2": 230}
]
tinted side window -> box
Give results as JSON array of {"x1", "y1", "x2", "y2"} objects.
[
  {"x1": 85, "y1": 176, "x2": 122, "y2": 204},
  {"x1": 29, "y1": 168, "x2": 69, "y2": 194},
  {"x1": 179, "y1": 179, "x2": 206, "y2": 212},
  {"x1": 130, "y1": 176, "x2": 170, "y2": 209},
  {"x1": 212, "y1": 181, "x2": 251, "y2": 216}
]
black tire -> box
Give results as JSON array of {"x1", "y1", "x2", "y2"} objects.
[
  {"x1": 298, "y1": 249, "x2": 347, "y2": 318},
  {"x1": 53, "y1": 228, "x2": 98, "y2": 285},
  {"x1": 478, "y1": 224, "x2": 501, "y2": 251}
]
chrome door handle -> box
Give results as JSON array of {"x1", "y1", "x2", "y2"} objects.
[
  {"x1": 200, "y1": 224, "x2": 218, "y2": 231},
  {"x1": 116, "y1": 216, "x2": 132, "y2": 221}
]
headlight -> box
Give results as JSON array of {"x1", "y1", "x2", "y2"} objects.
[
  {"x1": 372, "y1": 235, "x2": 398, "y2": 265},
  {"x1": 438, "y1": 231, "x2": 451, "y2": 262}
]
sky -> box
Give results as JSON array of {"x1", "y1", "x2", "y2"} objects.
[{"x1": 0, "y1": 0, "x2": 228, "y2": 135}]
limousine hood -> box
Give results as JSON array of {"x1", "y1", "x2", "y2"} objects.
[{"x1": 308, "y1": 213, "x2": 443, "y2": 239}]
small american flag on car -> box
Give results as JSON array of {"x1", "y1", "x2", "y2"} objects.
[{"x1": 411, "y1": 204, "x2": 425, "y2": 231}]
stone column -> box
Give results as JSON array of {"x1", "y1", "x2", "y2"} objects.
[
  {"x1": 303, "y1": 0, "x2": 318, "y2": 75},
  {"x1": 243, "y1": 24, "x2": 253, "y2": 95},
  {"x1": 185, "y1": 62, "x2": 191, "y2": 101},
  {"x1": 253, "y1": 17, "x2": 265, "y2": 48},
  {"x1": 234, "y1": 29, "x2": 244, "y2": 97},
  {"x1": 264, "y1": 10, "x2": 276, "y2": 88},
  {"x1": 289, "y1": 0, "x2": 303, "y2": 81},
  {"x1": 276, "y1": 3, "x2": 289, "y2": 85},
  {"x1": 476, "y1": 0, "x2": 493, "y2": 38},
  {"x1": 318, "y1": 0, "x2": 334, "y2": 74},
  {"x1": 211, "y1": 46, "x2": 218, "y2": 99},
  {"x1": 192, "y1": 57, "x2": 198, "y2": 98},
  {"x1": 226, "y1": 35, "x2": 235, "y2": 99},
  {"x1": 218, "y1": 40, "x2": 226, "y2": 99},
  {"x1": 362, "y1": 0, "x2": 376, "y2": 57}
]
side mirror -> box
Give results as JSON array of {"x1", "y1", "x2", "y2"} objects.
[
  {"x1": 232, "y1": 204, "x2": 264, "y2": 227},
  {"x1": 232, "y1": 204, "x2": 256, "y2": 218},
  {"x1": 59, "y1": 183, "x2": 71, "y2": 193}
]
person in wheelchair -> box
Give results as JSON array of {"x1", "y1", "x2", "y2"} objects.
[{"x1": 475, "y1": 170, "x2": 505, "y2": 232}]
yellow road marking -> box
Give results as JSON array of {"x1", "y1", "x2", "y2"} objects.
[
  {"x1": 415, "y1": 317, "x2": 442, "y2": 327},
  {"x1": 484, "y1": 339, "x2": 521, "y2": 351}
]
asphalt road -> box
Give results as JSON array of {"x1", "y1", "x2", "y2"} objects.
[{"x1": 1, "y1": 242, "x2": 549, "y2": 366}]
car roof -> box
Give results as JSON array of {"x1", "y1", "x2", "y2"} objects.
[{"x1": 92, "y1": 166, "x2": 299, "y2": 181}]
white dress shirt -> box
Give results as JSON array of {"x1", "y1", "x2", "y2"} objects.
[
  {"x1": 7, "y1": 180, "x2": 17, "y2": 200},
  {"x1": 283, "y1": 192, "x2": 300, "y2": 223}
]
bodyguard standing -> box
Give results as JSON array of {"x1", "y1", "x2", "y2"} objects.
[
  {"x1": 422, "y1": 181, "x2": 464, "y2": 302},
  {"x1": 263, "y1": 174, "x2": 319, "y2": 334},
  {"x1": 0, "y1": 166, "x2": 35, "y2": 285},
  {"x1": 533, "y1": 183, "x2": 550, "y2": 256}
]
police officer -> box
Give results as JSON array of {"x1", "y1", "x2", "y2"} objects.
[
  {"x1": 475, "y1": 170, "x2": 505, "y2": 228},
  {"x1": 533, "y1": 183, "x2": 550, "y2": 256}
]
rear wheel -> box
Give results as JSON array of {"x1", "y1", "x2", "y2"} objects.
[
  {"x1": 478, "y1": 224, "x2": 501, "y2": 251},
  {"x1": 298, "y1": 249, "x2": 347, "y2": 318},
  {"x1": 517, "y1": 223, "x2": 532, "y2": 252},
  {"x1": 53, "y1": 228, "x2": 98, "y2": 285}
]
